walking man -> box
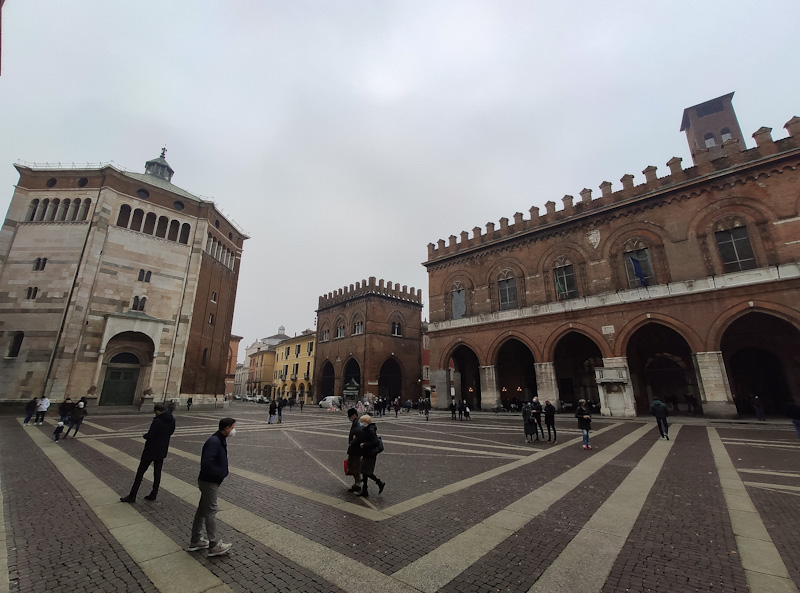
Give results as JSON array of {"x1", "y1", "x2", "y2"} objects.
[
  {"x1": 189, "y1": 417, "x2": 236, "y2": 556},
  {"x1": 346, "y1": 408, "x2": 363, "y2": 493},
  {"x1": 23, "y1": 397, "x2": 38, "y2": 426},
  {"x1": 544, "y1": 400, "x2": 557, "y2": 443},
  {"x1": 120, "y1": 403, "x2": 175, "y2": 503},
  {"x1": 650, "y1": 396, "x2": 670, "y2": 440},
  {"x1": 531, "y1": 397, "x2": 545, "y2": 441}
]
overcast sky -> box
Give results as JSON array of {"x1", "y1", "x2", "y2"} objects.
[{"x1": 2, "y1": 1, "x2": 799, "y2": 361}]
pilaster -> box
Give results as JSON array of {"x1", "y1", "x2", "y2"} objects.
[
  {"x1": 693, "y1": 351, "x2": 736, "y2": 417},
  {"x1": 534, "y1": 362, "x2": 560, "y2": 410},
  {"x1": 479, "y1": 365, "x2": 501, "y2": 410}
]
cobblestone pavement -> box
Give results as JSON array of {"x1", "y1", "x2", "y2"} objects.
[{"x1": 0, "y1": 405, "x2": 798, "y2": 593}]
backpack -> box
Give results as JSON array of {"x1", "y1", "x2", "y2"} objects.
[{"x1": 376, "y1": 436, "x2": 384, "y2": 454}]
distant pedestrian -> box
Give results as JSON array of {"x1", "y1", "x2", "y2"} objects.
[
  {"x1": 167, "y1": 400, "x2": 176, "y2": 414},
  {"x1": 394, "y1": 398, "x2": 401, "y2": 418},
  {"x1": 278, "y1": 398, "x2": 286, "y2": 423},
  {"x1": 786, "y1": 398, "x2": 800, "y2": 439},
  {"x1": 576, "y1": 399, "x2": 592, "y2": 450},
  {"x1": 531, "y1": 397, "x2": 545, "y2": 441},
  {"x1": 650, "y1": 396, "x2": 670, "y2": 440},
  {"x1": 53, "y1": 422, "x2": 64, "y2": 442},
  {"x1": 189, "y1": 417, "x2": 236, "y2": 556},
  {"x1": 544, "y1": 400, "x2": 557, "y2": 443},
  {"x1": 355, "y1": 415, "x2": 385, "y2": 498},
  {"x1": 120, "y1": 403, "x2": 176, "y2": 503},
  {"x1": 299, "y1": 400, "x2": 304, "y2": 412},
  {"x1": 187, "y1": 397, "x2": 193, "y2": 412},
  {"x1": 752, "y1": 395, "x2": 765, "y2": 421},
  {"x1": 59, "y1": 398, "x2": 75, "y2": 423},
  {"x1": 522, "y1": 403, "x2": 535, "y2": 443},
  {"x1": 268, "y1": 400, "x2": 277, "y2": 424},
  {"x1": 458, "y1": 400, "x2": 465, "y2": 420},
  {"x1": 464, "y1": 405, "x2": 470, "y2": 420},
  {"x1": 450, "y1": 398, "x2": 457, "y2": 420},
  {"x1": 23, "y1": 397, "x2": 38, "y2": 426},
  {"x1": 346, "y1": 408, "x2": 363, "y2": 493},
  {"x1": 289, "y1": 397, "x2": 295, "y2": 412},
  {"x1": 63, "y1": 401, "x2": 87, "y2": 438}
]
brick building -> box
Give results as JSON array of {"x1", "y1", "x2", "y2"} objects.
[
  {"x1": 424, "y1": 95, "x2": 800, "y2": 418},
  {"x1": 0, "y1": 152, "x2": 247, "y2": 407},
  {"x1": 315, "y1": 277, "x2": 423, "y2": 404}
]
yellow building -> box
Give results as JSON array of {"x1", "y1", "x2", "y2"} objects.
[
  {"x1": 248, "y1": 346, "x2": 276, "y2": 399},
  {"x1": 273, "y1": 329, "x2": 316, "y2": 404}
]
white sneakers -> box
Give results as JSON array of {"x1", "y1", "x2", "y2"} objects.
[
  {"x1": 207, "y1": 542, "x2": 232, "y2": 557},
  {"x1": 187, "y1": 539, "x2": 209, "y2": 552}
]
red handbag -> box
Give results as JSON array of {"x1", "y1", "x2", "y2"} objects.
[{"x1": 343, "y1": 458, "x2": 349, "y2": 475}]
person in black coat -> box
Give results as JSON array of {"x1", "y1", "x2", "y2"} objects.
[
  {"x1": 190, "y1": 417, "x2": 236, "y2": 556},
  {"x1": 354, "y1": 415, "x2": 385, "y2": 498},
  {"x1": 650, "y1": 396, "x2": 670, "y2": 440},
  {"x1": 522, "y1": 403, "x2": 535, "y2": 443},
  {"x1": 120, "y1": 403, "x2": 176, "y2": 502},
  {"x1": 346, "y1": 408, "x2": 363, "y2": 493},
  {"x1": 544, "y1": 400, "x2": 557, "y2": 443},
  {"x1": 576, "y1": 399, "x2": 592, "y2": 450}
]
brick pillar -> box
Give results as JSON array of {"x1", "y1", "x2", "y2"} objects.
[
  {"x1": 598, "y1": 357, "x2": 637, "y2": 417},
  {"x1": 534, "y1": 362, "x2": 560, "y2": 410},
  {"x1": 692, "y1": 351, "x2": 735, "y2": 417},
  {"x1": 480, "y1": 365, "x2": 501, "y2": 410},
  {"x1": 430, "y1": 368, "x2": 449, "y2": 409}
]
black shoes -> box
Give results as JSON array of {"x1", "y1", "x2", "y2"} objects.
[
  {"x1": 120, "y1": 496, "x2": 135, "y2": 503},
  {"x1": 144, "y1": 494, "x2": 157, "y2": 501},
  {"x1": 378, "y1": 480, "x2": 386, "y2": 494},
  {"x1": 349, "y1": 485, "x2": 361, "y2": 492},
  {"x1": 665, "y1": 434, "x2": 670, "y2": 440},
  {"x1": 357, "y1": 490, "x2": 369, "y2": 498}
]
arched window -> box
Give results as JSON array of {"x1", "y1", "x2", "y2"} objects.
[
  {"x1": 132, "y1": 296, "x2": 140, "y2": 310},
  {"x1": 138, "y1": 269, "x2": 145, "y2": 281},
  {"x1": 391, "y1": 321, "x2": 402, "y2": 336},
  {"x1": 116, "y1": 205, "x2": 132, "y2": 227},
  {"x1": 7, "y1": 332, "x2": 24, "y2": 358},
  {"x1": 156, "y1": 216, "x2": 168, "y2": 238},
  {"x1": 553, "y1": 258, "x2": 578, "y2": 300},
  {"x1": 144, "y1": 271, "x2": 151, "y2": 283},
  {"x1": 78, "y1": 199, "x2": 91, "y2": 220},
  {"x1": 143, "y1": 212, "x2": 157, "y2": 235},
  {"x1": 353, "y1": 319, "x2": 364, "y2": 335},
  {"x1": 498, "y1": 269, "x2": 517, "y2": 310},
  {"x1": 720, "y1": 127, "x2": 732, "y2": 143},
  {"x1": 36, "y1": 199, "x2": 49, "y2": 221},
  {"x1": 138, "y1": 297, "x2": 146, "y2": 312},
  {"x1": 26, "y1": 287, "x2": 38, "y2": 299},
  {"x1": 26, "y1": 200, "x2": 39, "y2": 222},
  {"x1": 451, "y1": 281, "x2": 466, "y2": 319},
  {"x1": 704, "y1": 132, "x2": 716, "y2": 148},
  {"x1": 168, "y1": 219, "x2": 180, "y2": 241},
  {"x1": 335, "y1": 324, "x2": 345, "y2": 338},
  {"x1": 622, "y1": 239, "x2": 655, "y2": 288},
  {"x1": 67, "y1": 200, "x2": 80, "y2": 221},
  {"x1": 45, "y1": 199, "x2": 58, "y2": 221},
  {"x1": 179, "y1": 223, "x2": 191, "y2": 244},
  {"x1": 714, "y1": 219, "x2": 756, "y2": 272},
  {"x1": 130, "y1": 208, "x2": 144, "y2": 232},
  {"x1": 56, "y1": 200, "x2": 68, "y2": 221}
]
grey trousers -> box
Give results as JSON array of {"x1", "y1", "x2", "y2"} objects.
[{"x1": 191, "y1": 480, "x2": 220, "y2": 544}]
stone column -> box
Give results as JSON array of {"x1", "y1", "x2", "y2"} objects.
[
  {"x1": 480, "y1": 365, "x2": 501, "y2": 410},
  {"x1": 693, "y1": 351, "x2": 736, "y2": 417},
  {"x1": 534, "y1": 362, "x2": 560, "y2": 410},
  {"x1": 597, "y1": 357, "x2": 637, "y2": 417},
  {"x1": 429, "y1": 369, "x2": 450, "y2": 409}
]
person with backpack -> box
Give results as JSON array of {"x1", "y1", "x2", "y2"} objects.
[
  {"x1": 650, "y1": 396, "x2": 670, "y2": 440},
  {"x1": 355, "y1": 415, "x2": 385, "y2": 498}
]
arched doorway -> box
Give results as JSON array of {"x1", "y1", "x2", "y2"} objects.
[
  {"x1": 319, "y1": 361, "x2": 335, "y2": 401},
  {"x1": 496, "y1": 339, "x2": 536, "y2": 410},
  {"x1": 344, "y1": 359, "x2": 361, "y2": 399},
  {"x1": 100, "y1": 331, "x2": 154, "y2": 406},
  {"x1": 100, "y1": 353, "x2": 141, "y2": 406},
  {"x1": 379, "y1": 358, "x2": 403, "y2": 401},
  {"x1": 449, "y1": 345, "x2": 481, "y2": 409},
  {"x1": 297, "y1": 383, "x2": 306, "y2": 403},
  {"x1": 553, "y1": 332, "x2": 603, "y2": 410},
  {"x1": 721, "y1": 312, "x2": 800, "y2": 414},
  {"x1": 626, "y1": 323, "x2": 698, "y2": 414}
]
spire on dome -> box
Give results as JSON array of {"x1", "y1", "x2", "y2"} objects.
[{"x1": 144, "y1": 147, "x2": 175, "y2": 182}]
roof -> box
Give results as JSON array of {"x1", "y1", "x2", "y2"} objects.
[{"x1": 680, "y1": 92, "x2": 735, "y2": 132}]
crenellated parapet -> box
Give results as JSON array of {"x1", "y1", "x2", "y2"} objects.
[
  {"x1": 318, "y1": 276, "x2": 423, "y2": 310},
  {"x1": 426, "y1": 115, "x2": 800, "y2": 262}
]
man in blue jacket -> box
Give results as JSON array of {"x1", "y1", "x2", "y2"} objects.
[
  {"x1": 120, "y1": 402, "x2": 175, "y2": 503},
  {"x1": 188, "y1": 417, "x2": 236, "y2": 556}
]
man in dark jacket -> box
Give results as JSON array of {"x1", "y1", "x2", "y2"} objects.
[
  {"x1": 650, "y1": 396, "x2": 670, "y2": 440},
  {"x1": 121, "y1": 403, "x2": 176, "y2": 503},
  {"x1": 531, "y1": 397, "x2": 545, "y2": 441},
  {"x1": 189, "y1": 417, "x2": 236, "y2": 557},
  {"x1": 346, "y1": 408, "x2": 363, "y2": 493}
]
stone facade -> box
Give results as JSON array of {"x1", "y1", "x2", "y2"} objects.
[
  {"x1": 272, "y1": 329, "x2": 316, "y2": 404},
  {"x1": 424, "y1": 97, "x2": 800, "y2": 418},
  {"x1": 0, "y1": 154, "x2": 247, "y2": 408},
  {"x1": 315, "y1": 277, "x2": 423, "y2": 404}
]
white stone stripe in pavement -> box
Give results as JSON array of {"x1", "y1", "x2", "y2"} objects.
[
  {"x1": 527, "y1": 426, "x2": 680, "y2": 593},
  {"x1": 0, "y1": 475, "x2": 8, "y2": 593},
  {"x1": 709, "y1": 427, "x2": 799, "y2": 593},
  {"x1": 391, "y1": 423, "x2": 654, "y2": 593},
  {"x1": 21, "y1": 421, "x2": 234, "y2": 593}
]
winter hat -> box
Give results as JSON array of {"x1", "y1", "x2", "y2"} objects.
[{"x1": 57, "y1": 422, "x2": 64, "y2": 427}]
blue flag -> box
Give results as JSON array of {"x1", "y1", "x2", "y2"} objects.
[{"x1": 631, "y1": 257, "x2": 648, "y2": 287}]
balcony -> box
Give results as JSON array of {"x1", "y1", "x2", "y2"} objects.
[
  {"x1": 290, "y1": 374, "x2": 297, "y2": 381},
  {"x1": 278, "y1": 373, "x2": 286, "y2": 381},
  {"x1": 303, "y1": 373, "x2": 310, "y2": 380}
]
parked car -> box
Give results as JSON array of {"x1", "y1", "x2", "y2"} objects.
[
  {"x1": 244, "y1": 395, "x2": 254, "y2": 402},
  {"x1": 233, "y1": 394, "x2": 242, "y2": 400},
  {"x1": 319, "y1": 396, "x2": 341, "y2": 409}
]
